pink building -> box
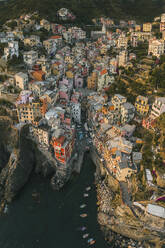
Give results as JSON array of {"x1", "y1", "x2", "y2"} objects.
[
  {"x1": 16, "y1": 90, "x2": 33, "y2": 105},
  {"x1": 142, "y1": 117, "x2": 156, "y2": 129}
]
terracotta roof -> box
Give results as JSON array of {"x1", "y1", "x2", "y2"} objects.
[
  {"x1": 100, "y1": 69, "x2": 107, "y2": 75},
  {"x1": 53, "y1": 61, "x2": 61, "y2": 66},
  {"x1": 50, "y1": 35, "x2": 62, "y2": 39}
]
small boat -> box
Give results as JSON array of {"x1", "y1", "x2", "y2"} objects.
[
  {"x1": 81, "y1": 227, "x2": 86, "y2": 231},
  {"x1": 80, "y1": 213, "x2": 87, "y2": 218},
  {"x1": 87, "y1": 238, "x2": 94, "y2": 243},
  {"x1": 89, "y1": 240, "x2": 96, "y2": 245},
  {"x1": 80, "y1": 204, "x2": 86, "y2": 208},
  {"x1": 3, "y1": 205, "x2": 8, "y2": 214},
  {"x1": 83, "y1": 233, "x2": 89, "y2": 239},
  {"x1": 86, "y1": 186, "x2": 91, "y2": 191},
  {"x1": 84, "y1": 193, "x2": 89, "y2": 197},
  {"x1": 77, "y1": 226, "x2": 86, "y2": 231}
]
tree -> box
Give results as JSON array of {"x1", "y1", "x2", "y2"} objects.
[
  {"x1": 6, "y1": 21, "x2": 17, "y2": 29},
  {"x1": 7, "y1": 54, "x2": 23, "y2": 68},
  {"x1": 0, "y1": 43, "x2": 7, "y2": 57}
]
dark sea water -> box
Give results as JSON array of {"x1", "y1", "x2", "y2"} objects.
[{"x1": 0, "y1": 153, "x2": 110, "y2": 248}]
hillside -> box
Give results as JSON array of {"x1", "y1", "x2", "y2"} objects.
[{"x1": 0, "y1": 0, "x2": 165, "y2": 24}]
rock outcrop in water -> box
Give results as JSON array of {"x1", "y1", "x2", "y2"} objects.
[
  {"x1": 0, "y1": 118, "x2": 57, "y2": 204},
  {"x1": 0, "y1": 120, "x2": 35, "y2": 203}
]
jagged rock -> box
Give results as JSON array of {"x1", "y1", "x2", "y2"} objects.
[
  {"x1": 34, "y1": 147, "x2": 56, "y2": 177},
  {"x1": 0, "y1": 147, "x2": 34, "y2": 203},
  {"x1": 0, "y1": 143, "x2": 10, "y2": 171}
]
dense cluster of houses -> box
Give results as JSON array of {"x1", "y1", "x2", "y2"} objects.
[
  {"x1": 15, "y1": 78, "x2": 82, "y2": 165},
  {"x1": 87, "y1": 92, "x2": 142, "y2": 181},
  {"x1": 87, "y1": 91, "x2": 165, "y2": 182},
  {"x1": 0, "y1": 10, "x2": 165, "y2": 179}
]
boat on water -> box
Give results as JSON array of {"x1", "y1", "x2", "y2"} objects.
[
  {"x1": 84, "y1": 123, "x2": 88, "y2": 131},
  {"x1": 80, "y1": 204, "x2": 86, "y2": 208},
  {"x1": 86, "y1": 186, "x2": 91, "y2": 191},
  {"x1": 84, "y1": 193, "x2": 89, "y2": 197},
  {"x1": 87, "y1": 238, "x2": 93, "y2": 243},
  {"x1": 80, "y1": 213, "x2": 87, "y2": 218},
  {"x1": 81, "y1": 227, "x2": 86, "y2": 231},
  {"x1": 89, "y1": 240, "x2": 96, "y2": 245},
  {"x1": 77, "y1": 226, "x2": 86, "y2": 231},
  {"x1": 83, "y1": 233, "x2": 89, "y2": 239},
  {"x1": 3, "y1": 205, "x2": 8, "y2": 214}
]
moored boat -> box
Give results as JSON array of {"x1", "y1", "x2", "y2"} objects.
[
  {"x1": 89, "y1": 240, "x2": 96, "y2": 245},
  {"x1": 87, "y1": 238, "x2": 93, "y2": 243},
  {"x1": 84, "y1": 193, "x2": 88, "y2": 197},
  {"x1": 3, "y1": 205, "x2": 8, "y2": 214},
  {"x1": 81, "y1": 226, "x2": 86, "y2": 231},
  {"x1": 80, "y1": 213, "x2": 87, "y2": 218},
  {"x1": 80, "y1": 204, "x2": 86, "y2": 208},
  {"x1": 77, "y1": 226, "x2": 86, "y2": 231},
  {"x1": 83, "y1": 233, "x2": 89, "y2": 239},
  {"x1": 86, "y1": 186, "x2": 91, "y2": 191}
]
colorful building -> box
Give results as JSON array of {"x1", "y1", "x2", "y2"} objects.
[{"x1": 135, "y1": 95, "x2": 149, "y2": 115}]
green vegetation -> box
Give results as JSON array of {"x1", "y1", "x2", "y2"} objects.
[
  {"x1": 148, "y1": 63, "x2": 165, "y2": 90},
  {"x1": 0, "y1": 99, "x2": 14, "y2": 108},
  {"x1": 6, "y1": 20, "x2": 17, "y2": 29},
  {"x1": 7, "y1": 54, "x2": 23, "y2": 68},
  {"x1": 0, "y1": 75, "x2": 7, "y2": 83},
  {"x1": 0, "y1": 43, "x2": 7, "y2": 57},
  {"x1": 0, "y1": 0, "x2": 164, "y2": 25},
  {"x1": 132, "y1": 41, "x2": 148, "y2": 61}
]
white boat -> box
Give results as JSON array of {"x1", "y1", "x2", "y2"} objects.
[
  {"x1": 87, "y1": 238, "x2": 93, "y2": 243},
  {"x1": 84, "y1": 123, "x2": 88, "y2": 131},
  {"x1": 77, "y1": 226, "x2": 86, "y2": 231},
  {"x1": 81, "y1": 227, "x2": 86, "y2": 231},
  {"x1": 89, "y1": 240, "x2": 96, "y2": 245},
  {"x1": 4, "y1": 205, "x2": 8, "y2": 214},
  {"x1": 83, "y1": 233, "x2": 89, "y2": 239},
  {"x1": 80, "y1": 204, "x2": 86, "y2": 208},
  {"x1": 86, "y1": 186, "x2": 91, "y2": 191},
  {"x1": 80, "y1": 213, "x2": 87, "y2": 218},
  {"x1": 84, "y1": 193, "x2": 89, "y2": 197}
]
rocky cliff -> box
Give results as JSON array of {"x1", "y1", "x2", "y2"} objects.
[
  {"x1": 0, "y1": 118, "x2": 57, "y2": 205},
  {"x1": 96, "y1": 178, "x2": 165, "y2": 248},
  {"x1": 90, "y1": 149, "x2": 165, "y2": 247}
]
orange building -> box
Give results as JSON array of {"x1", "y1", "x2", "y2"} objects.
[
  {"x1": 32, "y1": 70, "x2": 45, "y2": 81},
  {"x1": 51, "y1": 133, "x2": 75, "y2": 164},
  {"x1": 39, "y1": 97, "x2": 47, "y2": 116},
  {"x1": 87, "y1": 71, "x2": 98, "y2": 90}
]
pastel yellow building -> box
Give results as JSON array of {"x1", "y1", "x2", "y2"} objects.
[
  {"x1": 87, "y1": 71, "x2": 98, "y2": 90},
  {"x1": 135, "y1": 25, "x2": 141, "y2": 32},
  {"x1": 17, "y1": 101, "x2": 41, "y2": 123},
  {"x1": 66, "y1": 70, "x2": 73, "y2": 79},
  {"x1": 143, "y1": 23, "x2": 152, "y2": 32},
  {"x1": 135, "y1": 95, "x2": 149, "y2": 115}
]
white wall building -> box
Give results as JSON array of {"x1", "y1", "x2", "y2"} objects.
[
  {"x1": 161, "y1": 13, "x2": 165, "y2": 22},
  {"x1": 118, "y1": 50, "x2": 128, "y2": 67},
  {"x1": 23, "y1": 50, "x2": 38, "y2": 66},
  {"x1": 15, "y1": 72, "x2": 28, "y2": 90},
  {"x1": 148, "y1": 39, "x2": 164, "y2": 58},
  {"x1": 121, "y1": 102, "x2": 135, "y2": 123},
  {"x1": 111, "y1": 94, "x2": 127, "y2": 110},
  {"x1": 150, "y1": 97, "x2": 165, "y2": 119},
  {"x1": 71, "y1": 102, "x2": 81, "y2": 124},
  {"x1": 97, "y1": 69, "x2": 113, "y2": 91},
  {"x1": 117, "y1": 33, "x2": 128, "y2": 49},
  {"x1": 43, "y1": 39, "x2": 57, "y2": 55},
  {"x1": 4, "y1": 41, "x2": 19, "y2": 60}
]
